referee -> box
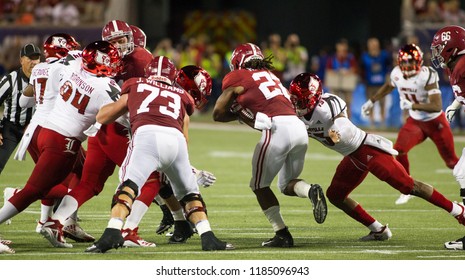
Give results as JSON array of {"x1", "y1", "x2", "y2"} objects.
[{"x1": 0, "y1": 43, "x2": 40, "y2": 174}]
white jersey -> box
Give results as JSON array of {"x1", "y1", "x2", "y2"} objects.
[
  {"x1": 42, "y1": 66, "x2": 121, "y2": 142},
  {"x1": 299, "y1": 93, "x2": 366, "y2": 156},
  {"x1": 390, "y1": 65, "x2": 442, "y2": 121}
]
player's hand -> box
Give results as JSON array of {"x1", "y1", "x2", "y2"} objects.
[
  {"x1": 328, "y1": 129, "x2": 341, "y2": 144},
  {"x1": 446, "y1": 105, "x2": 459, "y2": 122},
  {"x1": 445, "y1": 100, "x2": 462, "y2": 122},
  {"x1": 193, "y1": 168, "x2": 216, "y2": 188},
  {"x1": 400, "y1": 99, "x2": 413, "y2": 110},
  {"x1": 361, "y1": 100, "x2": 374, "y2": 116}
]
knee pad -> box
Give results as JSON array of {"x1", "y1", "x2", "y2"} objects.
[
  {"x1": 111, "y1": 179, "x2": 139, "y2": 214},
  {"x1": 180, "y1": 193, "x2": 207, "y2": 219}
]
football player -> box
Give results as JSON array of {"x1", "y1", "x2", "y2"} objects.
[
  {"x1": 431, "y1": 25, "x2": 465, "y2": 250},
  {"x1": 86, "y1": 56, "x2": 233, "y2": 252},
  {"x1": 213, "y1": 43, "x2": 327, "y2": 248},
  {"x1": 361, "y1": 44, "x2": 459, "y2": 205},
  {"x1": 290, "y1": 72, "x2": 465, "y2": 241},
  {"x1": 0, "y1": 41, "x2": 123, "y2": 249},
  {"x1": 130, "y1": 25, "x2": 147, "y2": 49},
  {"x1": 6, "y1": 33, "x2": 94, "y2": 243}
]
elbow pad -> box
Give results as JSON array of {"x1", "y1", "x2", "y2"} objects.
[{"x1": 19, "y1": 94, "x2": 35, "y2": 108}]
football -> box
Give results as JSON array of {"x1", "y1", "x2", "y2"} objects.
[{"x1": 230, "y1": 101, "x2": 255, "y2": 128}]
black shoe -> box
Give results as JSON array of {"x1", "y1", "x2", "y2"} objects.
[
  {"x1": 261, "y1": 227, "x2": 294, "y2": 248},
  {"x1": 308, "y1": 184, "x2": 327, "y2": 224},
  {"x1": 168, "y1": 221, "x2": 195, "y2": 244},
  {"x1": 155, "y1": 205, "x2": 174, "y2": 235},
  {"x1": 201, "y1": 231, "x2": 235, "y2": 251},
  {"x1": 85, "y1": 228, "x2": 124, "y2": 253}
]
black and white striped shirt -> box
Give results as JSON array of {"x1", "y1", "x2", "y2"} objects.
[{"x1": 0, "y1": 68, "x2": 34, "y2": 127}]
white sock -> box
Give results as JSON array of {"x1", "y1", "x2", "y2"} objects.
[
  {"x1": 450, "y1": 202, "x2": 464, "y2": 216},
  {"x1": 195, "y1": 220, "x2": 212, "y2": 236},
  {"x1": 0, "y1": 202, "x2": 19, "y2": 224},
  {"x1": 123, "y1": 200, "x2": 148, "y2": 230},
  {"x1": 293, "y1": 180, "x2": 311, "y2": 198},
  {"x1": 53, "y1": 195, "x2": 78, "y2": 224},
  {"x1": 172, "y1": 209, "x2": 186, "y2": 221},
  {"x1": 367, "y1": 221, "x2": 384, "y2": 232},
  {"x1": 154, "y1": 195, "x2": 165, "y2": 205},
  {"x1": 39, "y1": 204, "x2": 53, "y2": 224},
  {"x1": 263, "y1": 205, "x2": 286, "y2": 232},
  {"x1": 108, "y1": 218, "x2": 124, "y2": 230}
]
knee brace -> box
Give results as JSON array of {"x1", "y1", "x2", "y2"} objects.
[
  {"x1": 180, "y1": 193, "x2": 207, "y2": 219},
  {"x1": 158, "y1": 181, "x2": 174, "y2": 199},
  {"x1": 111, "y1": 179, "x2": 139, "y2": 215}
]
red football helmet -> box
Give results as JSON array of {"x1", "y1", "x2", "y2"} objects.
[
  {"x1": 130, "y1": 25, "x2": 146, "y2": 48},
  {"x1": 176, "y1": 65, "x2": 212, "y2": 110},
  {"x1": 43, "y1": 33, "x2": 80, "y2": 59},
  {"x1": 229, "y1": 43, "x2": 264, "y2": 71},
  {"x1": 289, "y1": 73, "x2": 323, "y2": 116},
  {"x1": 81, "y1": 40, "x2": 122, "y2": 78},
  {"x1": 102, "y1": 20, "x2": 134, "y2": 56},
  {"x1": 144, "y1": 56, "x2": 177, "y2": 85},
  {"x1": 431, "y1": 25, "x2": 465, "y2": 69},
  {"x1": 398, "y1": 44, "x2": 423, "y2": 78}
]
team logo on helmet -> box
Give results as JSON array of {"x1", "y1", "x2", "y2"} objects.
[{"x1": 95, "y1": 50, "x2": 111, "y2": 67}]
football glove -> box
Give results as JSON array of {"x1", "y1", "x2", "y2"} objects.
[
  {"x1": 361, "y1": 100, "x2": 374, "y2": 116},
  {"x1": 400, "y1": 99, "x2": 413, "y2": 110},
  {"x1": 446, "y1": 100, "x2": 462, "y2": 122},
  {"x1": 192, "y1": 167, "x2": 216, "y2": 188}
]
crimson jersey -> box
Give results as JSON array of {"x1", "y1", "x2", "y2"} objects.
[
  {"x1": 222, "y1": 69, "x2": 295, "y2": 117},
  {"x1": 122, "y1": 78, "x2": 195, "y2": 134},
  {"x1": 115, "y1": 46, "x2": 153, "y2": 82},
  {"x1": 448, "y1": 55, "x2": 465, "y2": 104}
]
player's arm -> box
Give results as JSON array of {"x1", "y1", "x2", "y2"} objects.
[
  {"x1": 361, "y1": 77, "x2": 394, "y2": 115},
  {"x1": 96, "y1": 94, "x2": 128, "y2": 124},
  {"x1": 411, "y1": 79, "x2": 442, "y2": 112},
  {"x1": 183, "y1": 113, "x2": 190, "y2": 143},
  {"x1": 212, "y1": 86, "x2": 244, "y2": 122},
  {"x1": 19, "y1": 84, "x2": 35, "y2": 108}
]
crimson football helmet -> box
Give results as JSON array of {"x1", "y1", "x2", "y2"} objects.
[
  {"x1": 43, "y1": 33, "x2": 80, "y2": 59},
  {"x1": 229, "y1": 43, "x2": 264, "y2": 71},
  {"x1": 144, "y1": 56, "x2": 177, "y2": 85},
  {"x1": 81, "y1": 41, "x2": 122, "y2": 78},
  {"x1": 130, "y1": 25, "x2": 146, "y2": 48},
  {"x1": 176, "y1": 65, "x2": 212, "y2": 110},
  {"x1": 102, "y1": 20, "x2": 134, "y2": 56},
  {"x1": 431, "y1": 25, "x2": 465, "y2": 69},
  {"x1": 397, "y1": 44, "x2": 423, "y2": 78},
  {"x1": 289, "y1": 73, "x2": 323, "y2": 116}
]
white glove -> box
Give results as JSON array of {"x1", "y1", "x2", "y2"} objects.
[
  {"x1": 446, "y1": 99, "x2": 462, "y2": 122},
  {"x1": 361, "y1": 100, "x2": 374, "y2": 116},
  {"x1": 192, "y1": 167, "x2": 216, "y2": 188},
  {"x1": 400, "y1": 99, "x2": 413, "y2": 110},
  {"x1": 84, "y1": 122, "x2": 102, "y2": 137}
]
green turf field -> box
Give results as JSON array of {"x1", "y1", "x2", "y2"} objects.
[{"x1": 0, "y1": 120, "x2": 464, "y2": 260}]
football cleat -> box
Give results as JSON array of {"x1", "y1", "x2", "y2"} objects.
[
  {"x1": 261, "y1": 227, "x2": 294, "y2": 248},
  {"x1": 359, "y1": 224, "x2": 392, "y2": 241},
  {"x1": 308, "y1": 184, "x2": 328, "y2": 224},
  {"x1": 444, "y1": 236, "x2": 465, "y2": 250},
  {"x1": 63, "y1": 219, "x2": 95, "y2": 242},
  {"x1": 85, "y1": 228, "x2": 124, "y2": 253},
  {"x1": 121, "y1": 227, "x2": 156, "y2": 247},
  {"x1": 200, "y1": 231, "x2": 234, "y2": 251},
  {"x1": 3, "y1": 187, "x2": 19, "y2": 225},
  {"x1": 40, "y1": 218, "x2": 73, "y2": 248},
  {"x1": 0, "y1": 242, "x2": 14, "y2": 254},
  {"x1": 395, "y1": 194, "x2": 412, "y2": 205},
  {"x1": 155, "y1": 204, "x2": 174, "y2": 235},
  {"x1": 35, "y1": 221, "x2": 44, "y2": 234},
  {"x1": 168, "y1": 221, "x2": 194, "y2": 244}
]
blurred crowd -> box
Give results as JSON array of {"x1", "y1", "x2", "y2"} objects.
[
  {"x1": 1, "y1": 0, "x2": 465, "y2": 130},
  {"x1": 0, "y1": 0, "x2": 107, "y2": 26}
]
